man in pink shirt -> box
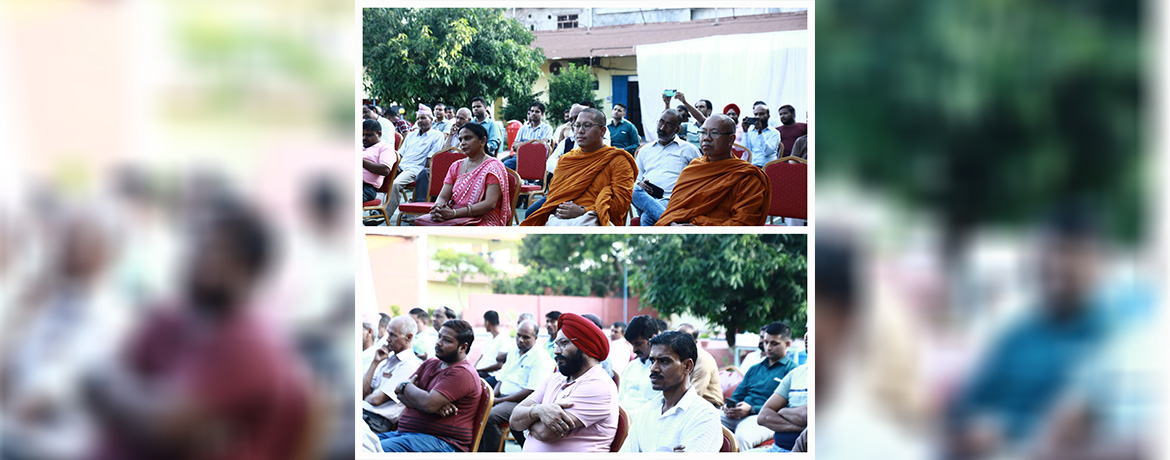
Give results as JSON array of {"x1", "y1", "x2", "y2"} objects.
[
  {"x1": 362, "y1": 118, "x2": 398, "y2": 203},
  {"x1": 510, "y1": 313, "x2": 618, "y2": 452}
]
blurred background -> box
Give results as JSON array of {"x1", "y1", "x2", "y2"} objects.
[
  {"x1": 815, "y1": 0, "x2": 1160, "y2": 459},
  {"x1": 0, "y1": 0, "x2": 355, "y2": 459}
]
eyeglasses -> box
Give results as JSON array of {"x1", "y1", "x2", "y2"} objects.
[
  {"x1": 553, "y1": 337, "x2": 579, "y2": 350},
  {"x1": 572, "y1": 122, "x2": 601, "y2": 131},
  {"x1": 697, "y1": 130, "x2": 735, "y2": 138}
]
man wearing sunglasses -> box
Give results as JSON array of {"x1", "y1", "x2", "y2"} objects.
[
  {"x1": 521, "y1": 108, "x2": 635, "y2": 226},
  {"x1": 656, "y1": 114, "x2": 771, "y2": 226}
]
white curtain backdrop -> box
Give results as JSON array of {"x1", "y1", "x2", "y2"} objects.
[{"x1": 634, "y1": 30, "x2": 808, "y2": 139}]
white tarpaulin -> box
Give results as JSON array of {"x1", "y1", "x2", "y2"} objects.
[{"x1": 634, "y1": 29, "x2": 808, "y2": 137}]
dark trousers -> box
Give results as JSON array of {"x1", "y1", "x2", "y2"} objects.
[
  {"x1": 362, "y1": 182, "x2": 378, "y2": 202},
  {"x1": 477, "y1": 371, "x2": 498, "y2": 389},
  {"x1": 478, "y1": 400, "x2": 527, "y2": 452},
  {"x1": 363, "y1": 409, "x2": 396, "y2": 433},
  {"x1": 413, "y1": 168, "x2": 430, "y2": 202}
]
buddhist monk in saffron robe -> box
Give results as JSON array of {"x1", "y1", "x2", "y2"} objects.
[
  {"x1": 656, "y1": 114, "x2": 771, "y2": 226},
  {"x1": 521, "y1": 108, "x2": 636, "y2": 226}
]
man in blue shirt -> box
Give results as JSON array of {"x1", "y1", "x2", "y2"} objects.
[
  {"x1": 744, "y1": 103, "x2": 781, "y2": 168},
  {"x1": 946, "y1": 208, "x2": 1114, "y2": 458},
  {"x1": 721, "y1": 322, "x2": 799, "y2": 449},
  {"x1": 504, "y1": 101, "x2": 554, "y2": 170},
  {"x1": 607, "y1": 103, "x2": 641, "y2": 155},
  {"x1": 469, "y1": 96, "x2": 502, "y2": 154}
]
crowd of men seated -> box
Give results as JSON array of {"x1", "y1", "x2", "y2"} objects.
[
  {"x1": 359, "y1": 309, "x2": 809, "y2": 453},
  {"x1": 359, "y1": 91, "x2": 808, "y2": 227}
]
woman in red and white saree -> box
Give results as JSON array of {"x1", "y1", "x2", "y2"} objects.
[{"x1": 416, "y1": 122, "x2": 512, "y2": 226}]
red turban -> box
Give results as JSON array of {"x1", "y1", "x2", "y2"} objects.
[
  {"x1": 557, "y1": 313, "x2": 610, "y2": 361},
  {"x1": 723, "y1": 103, "x2": 741, "y2": 116}
]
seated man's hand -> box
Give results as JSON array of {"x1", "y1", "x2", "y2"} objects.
[
  {"x1": 438, "y1": 403, "x2": 458, "y2": 417},
  {"x1": 533, "y1": 402, "x2": 577, "y2": 437},
  {"x1": 637, "y1": 180, "x2": 653, "y2": 193},
  {"x1": 554, "y1": 201, "x2": 586, "y2": 220},
  {"x1": 723, "y1": 401, "x2": 751, "y2": 419}
]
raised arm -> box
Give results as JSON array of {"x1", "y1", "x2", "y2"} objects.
[{"x1": 673, "y1": 91, "x2": 707, "y2": 125}]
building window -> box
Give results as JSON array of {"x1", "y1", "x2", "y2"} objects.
[{"x1": 557, "y1": 14, "x2": 578, "y2": 29}]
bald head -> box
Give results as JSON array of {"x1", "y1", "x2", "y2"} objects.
[
  {"x1": 568, "y1": 104, "x2": 585, "y2": 120},
  {"x1": 699, "y1": 114, "x2": 737, "y2": 160},
  {"x1": 516, "y1": 320, "x2": 540, "y2": 354}
]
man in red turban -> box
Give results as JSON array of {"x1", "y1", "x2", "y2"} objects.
[{"x1": 509, "y1": 312, "x2": 619, "y2": 452}]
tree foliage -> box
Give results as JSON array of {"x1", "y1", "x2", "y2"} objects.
[
  {"x1": 547, "y1": 63, "x2": 603, "y2": 123},
  {"x1": 433, "y1": 248, "x2": 498, "y2": 309},
  {"x1": 492, "y1": 234, "x2": 629, "y2": 297},
  {"x1": 493, "y1": 234, "x2": 807, "y2": 346},
  {"x1": 630, "y1": 234, "x2": 806, "y2": 347},
  {"x1": 363, "y1": 8, "x2": 545, "y2": 118},
  {"x1": 818, "y1": 0, "x2": 1142, "y2": 246}
]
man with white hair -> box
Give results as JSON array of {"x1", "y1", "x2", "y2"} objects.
[
  {"x1": 385, "y1": 104, "x2": 444, "y2": 220},
  {"x1": 362, "y1": 315, "x2": 422, "y2": 433}
]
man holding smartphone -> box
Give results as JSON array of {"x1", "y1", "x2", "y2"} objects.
[
  {"x1": 744, "y1": 103, "x2": 782, "y2": 167},
  {"x1": 632, "y1": 108, "x2": 701, "y2": 226}
]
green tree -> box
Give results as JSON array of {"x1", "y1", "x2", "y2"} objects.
[
  {"x1": 547, "y1": 63, "x2": 603, "y2": 123},
  {"x1": 363, "y1": 8, "x2": 545, "y2": 118},
  {"x1": 493, "y1": 234, "x2": 630, "y2": 297},
  {"x1": 501, "y1": 90, "x2": 546, "y2": 125},
  {"x1": 630, "y1": 234, "x2": 807, "y2": 348},
  {"x1": 433, "y1": 249, "x2": 498, "y2": 309},
  {"x1": 819, "y1": 0, "x2": 1142, "y2": 253}
]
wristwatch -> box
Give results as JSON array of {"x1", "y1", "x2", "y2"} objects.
[{"x1": 398, "y1": 381, "x2": 409, "y2": 393}]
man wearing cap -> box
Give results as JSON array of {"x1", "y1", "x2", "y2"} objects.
[
  {"x1": 510, "y1": 313, "x2": 619, "y2": 452},
  {"x1": 382, "y1": 104, "x2": 444, "y2": 222}
]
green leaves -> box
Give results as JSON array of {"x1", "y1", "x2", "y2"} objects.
[
  {"x1": 492, "y1": 235, "x2": 807, "y2": 345},
  {"x1": 363, "y1": 8, "x2": 545, "y2": 116},
  {"x1": 548, "y1": 63, "x2": 603, "y2": 122}
]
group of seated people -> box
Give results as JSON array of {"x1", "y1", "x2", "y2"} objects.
[
  {"x1": 358, "y1": 309, "x2": 809, "y2": 453},
  {"x1": 359, "y1": 90, "x2": 808, "y2": 226}
]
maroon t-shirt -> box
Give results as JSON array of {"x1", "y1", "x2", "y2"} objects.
[
  {"x1": 776, "y1": 122, "x2": 808, "y2": 158},
  {"x1": 101, "y1": 306, "x2": 309, "y2": 460},
  {"x1": 397, "y1": 358, "x2": 483, "y2": 452}
]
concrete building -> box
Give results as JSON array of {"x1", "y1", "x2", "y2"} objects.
[{"x1": 518, "y1": 9, "x2": 807, "y2": 141}]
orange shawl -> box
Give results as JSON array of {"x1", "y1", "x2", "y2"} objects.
[
  {"x1": 520, "y1": 145, "x2": 636, "y2": 226},
  {"x1": 656, "y1": 156, "x2": 771, "y2": 226}
]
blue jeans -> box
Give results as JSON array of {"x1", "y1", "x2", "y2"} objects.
[
  {"x1": 377, "y1": 431, "x2": 458, "y2": 452},
  {"x1": 502, "y1": 156, "x2": 517, "y2": 170},
  {"x1": 631, "y1": 186, "x2": 669, "y2": 226},
  {"x1": 527, "y1": 197, "x2": 546, "y2": 218}
]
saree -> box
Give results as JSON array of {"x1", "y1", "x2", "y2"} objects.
[{"x1": 416, "y1": 157, "x2": 511, "y2": 226}]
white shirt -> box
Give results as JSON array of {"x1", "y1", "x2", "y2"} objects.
[
  {"x1": 608, "y1": 338, "x2": 633, "y2": 377},
  {"x1": 621, "y1": 387, "x2": 723, "y2": 452},
  {"x1": 475, "y1": 331, "x2": 514, "y2": 378},
  {"x1": 618, "y1": 356, "x2": 658, "y2": 409},
  {"x1": 740, "y1": 350, "x2": 764, "y2": 372},
  {"x1": 497, "y1": 346, "x2": 555, "y2": 396},
  {"x1": 397, "y1": 128, "x2": 446, "y2": 174},
  {"x1": 363, "y1": 349, "x2": 423, "y2": 418},
  {"x1": 634, "y1": 137, "x2": 701, "y2": 199}
]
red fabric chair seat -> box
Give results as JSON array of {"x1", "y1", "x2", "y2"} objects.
[
  {"x1": 397, "y1": 202, "x2": 434, "y2": 213},
  {"x1": 363, "y1": 199, "x2": 381, "y2": 207},
  {"x1": 630, "y1": 216, "x2": 641, "y2": 226},
  {"x1": 519, "y1": 184, "x2": 542, "y2": 193}
]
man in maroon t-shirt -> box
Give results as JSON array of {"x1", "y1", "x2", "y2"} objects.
[
  {"x1": 379, "y1": 319, "x2": 484, "y2": 452},
  {"x1": 775, "y1": 105, "x2": 808, "y2": 158},
  {"x1": 86, "y1": 205, "x2": 310, "y2": 460}
]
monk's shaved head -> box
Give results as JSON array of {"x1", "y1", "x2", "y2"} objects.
[
  {"x1": 580, "y1": 107, "x2": 606, "y2": 126},
  {"x1": 710, "y1": 114, "x2": 735, "y2": 133}
]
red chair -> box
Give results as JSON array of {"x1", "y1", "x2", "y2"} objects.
[
  {"x1": 506, "y1": 168, "x2": 521, "y2": 225},
  {"x1": 506, "y1": 120, "x2": 522, "y2": 151},
  {"x1": 721, "y1": 426, "x2": 739, "y2": 452},
  {"x1": 762, "y1": 156, "x2": 808, "y2": 224},
  {"x1": 394, "y1": 131, "x2": 404, "y2": 150},
  {"x1": 361, "y1": 153, "x2": 400, "y2": 225},
  {"x1": 609, "y1": 406, "x2": 630, "y2": 452},
  {"x1": 731, "y1": 143, "x2": 752, "y2": 163},
  {"x1": 468, "y1": 378, "x2": 495, "y2": 452},
  {"x1": 395, "y1": 150, "x2": 466, "y2": 225},
  {"x1": 515, "y1": 140, "x2": 549, "y2": 205}
]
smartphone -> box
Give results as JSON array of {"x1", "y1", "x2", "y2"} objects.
[
  {"x1": 663, "y1": 89, "x2": 676, "y2": 98},
  {"x1": 743, "y1": 117, "x2": 759, "y2": 126},
  {"x1": 644, "y1": 180, "x2": 665, "y2": 199}
]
